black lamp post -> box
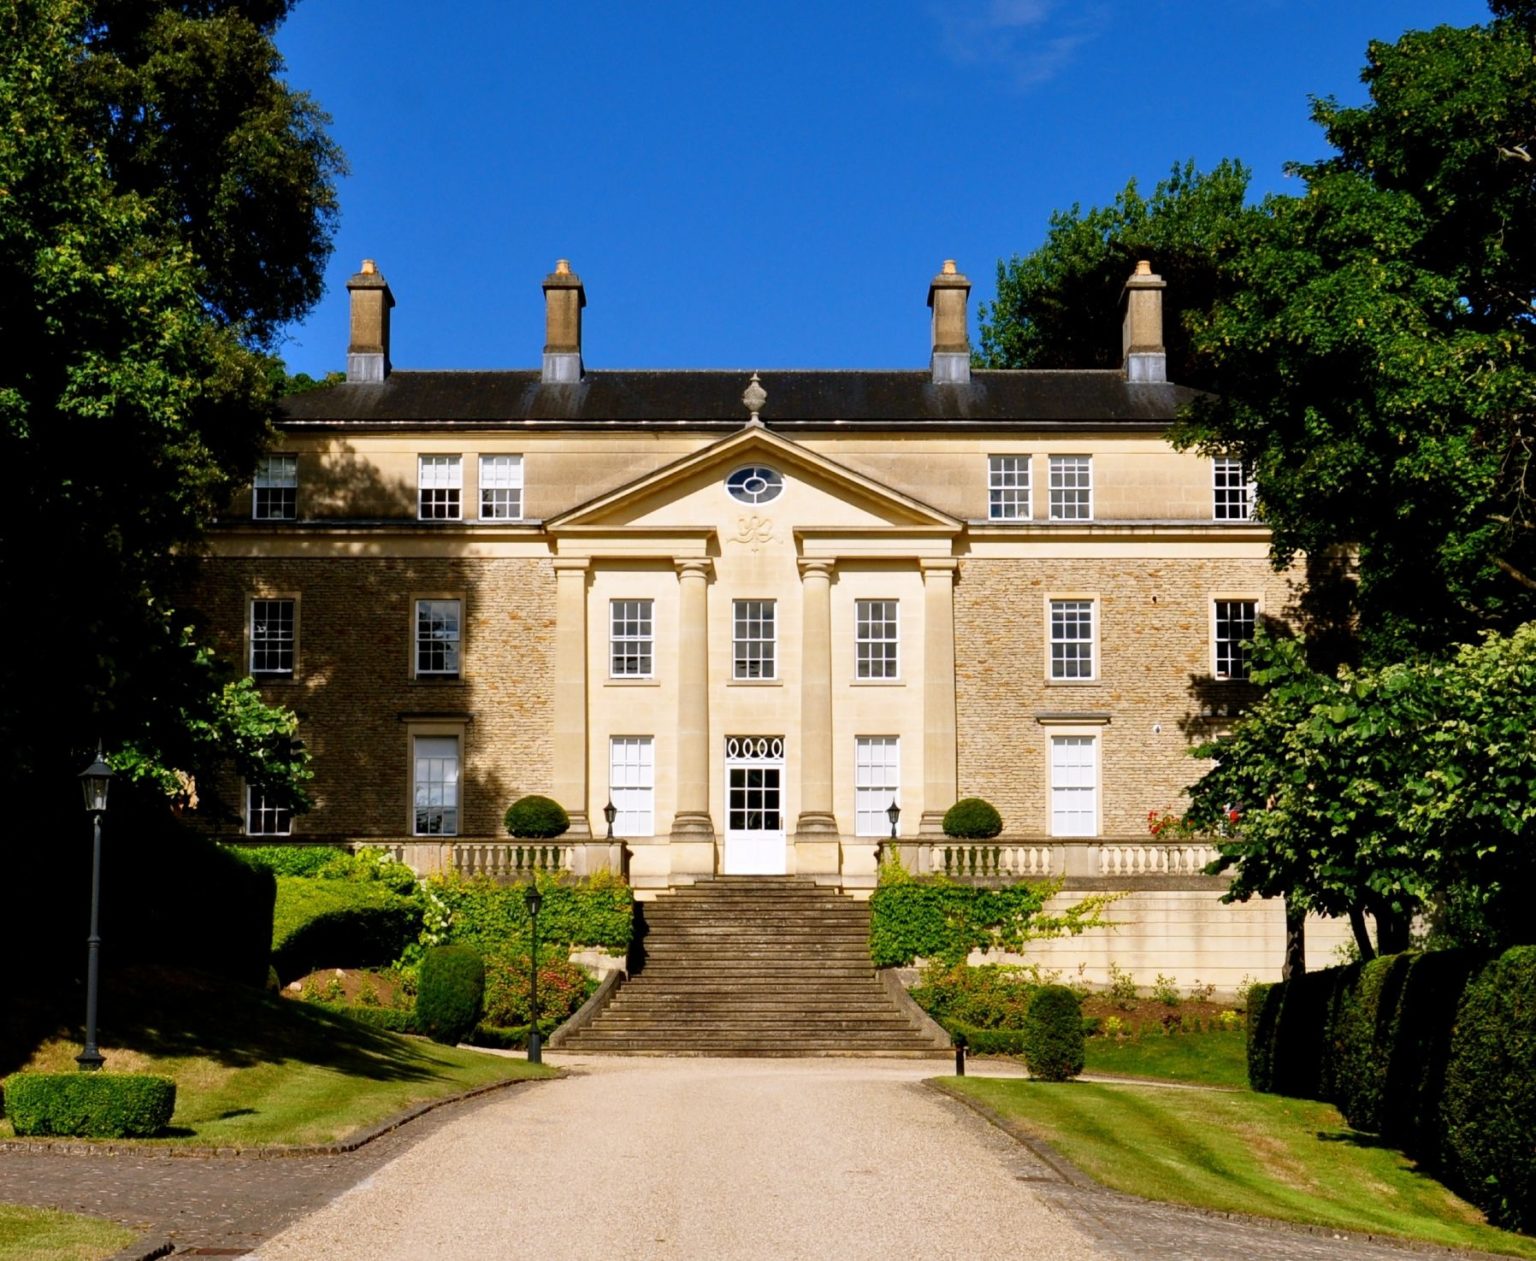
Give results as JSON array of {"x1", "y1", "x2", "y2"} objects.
[
  {"x1": 76, "y1": 746, "x2": 113, "y2": 1072},
  {"x1": 525, "y1": 882, "x2": 544, "y2": 1064},
  {"x1": 603, "y1": 799, "x2": 617, "y2": 841},
  {"x1": 887, "y1": 799, "x2": 901, "y2": 840}
]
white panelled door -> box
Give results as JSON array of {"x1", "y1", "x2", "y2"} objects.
[{"x1": 724, "y1": 736, "x2": 786, "y2": 874}]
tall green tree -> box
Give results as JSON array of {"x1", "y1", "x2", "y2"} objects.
[{"x1": 0, "y1": 0, "x2": 339, "y2": 809}]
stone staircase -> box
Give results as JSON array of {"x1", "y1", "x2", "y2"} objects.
[{"x1": 551, "y1": 877, "x2": 951, "y2": 1056}]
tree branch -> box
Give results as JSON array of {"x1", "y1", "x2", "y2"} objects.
[{"x1": 1494, "y1": 555, "x2": 1536, "y2": 590}]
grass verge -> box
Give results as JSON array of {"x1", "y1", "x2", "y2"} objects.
[
  {"x1": 946, "y1": 1075, "x2": 1536, "y2": 1258},
  {"x1": 0, "y1": 1202, "x2": 135, "y2": 1261},
  {"x1": 1082, "y1": 1028, "x2": 1249, "y2": 1088},
  {"x1": 1, "y1": 968, "x2": 554, "y2": 1148}
]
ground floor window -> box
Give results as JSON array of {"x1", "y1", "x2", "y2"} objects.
[
  {"x1": 246, "y1": 785, "x2": 291, "y2": 836},
  {"x1": 854, "y1": 736, "x2": 899, "y2": 836},
  {"x1": 609, "y1": 736, "x2": 655, "y2": 836},
  {"x1": 1050, "y1": 734, "x2": 1097, "y2": 836},
  {"x1": 413, "y1": 736, "x2": 459, "y2": 835}
]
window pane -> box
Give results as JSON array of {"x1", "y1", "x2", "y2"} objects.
[
  {"x1": 254, "y1": 455, "x2": 297, "y2": 520},
  {"x1": 1213, "y1": 458, "x2": 1254, "y2": 521},
  {"x1": 480, "y1": 455, "x2": 524, "y2": 520},
  {"x1": 416, "y1": 599, "x2": 461, "y2": 675},
  {"x1": 413, "y1": 736, "x2": 459, "y2": 836},
  {"x1": 854, "y1": 736, "x2": 900, "y2": 836},
  {"x1": 1048, "y1": 456, "x2": 1092, "y2": 520},
  {"x1": 1049, "y1": 600, "x2": 1094, "y2": 680},
  {"x1": 1214, "y1": 600, "x2": 1257, "y2": 680},
  {"x1": 246, "y1": 785, "x2": 292, "y2": 836},
  {"x1": 250, "y1": 599, "x2": 295, "y2": 674},
  {"x1": 610, "y1": 599, "x2": 654, "y2": 676},
  {"x1": 732, "y1": 600, "x2": 776, "y2": 679},
  {"x1": 610, "y1": 736, "x2": 654, "y2": 835},
  {"x1": 1050, "y1": 735, "x2": 1097, "y2": 837},
  {"x1": 418, "y1": 456, "x2": 462, "y2": 520},
  {"x1": 988, "y1": 455, "x2": 1030, "y2": 521},
  {"x1": 856, "y1": 600, "x2": 899, "y2": 679}
]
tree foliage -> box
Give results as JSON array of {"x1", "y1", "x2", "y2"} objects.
[
  {"x1": 979, "y1": 5, "x2": 1536, "y2": 660},
  {"x1": 0, "y1": 0, "x2": 340, "y2": 810},
  {"x1": 1184, "y1": 625, "x2": 1536, "y2": 954}
]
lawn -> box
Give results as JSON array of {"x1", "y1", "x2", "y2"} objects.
[
  {"x1": 1, "y1": 968, "x2": 554, "y2": 1148},
  {"x1": 0, "y1": 1203, "x2": 135, "y2": 1261},
  {"x1": 946, "y1": 1036, "x2": 1536, "y2": 1258},
  {"x1": 1082, "y1": 1027, "x2": 1249, "y2": 1088}
]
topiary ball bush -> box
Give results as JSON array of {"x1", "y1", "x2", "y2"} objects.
[
  {"x1": 942, "y1": 797, "x2": 1003, "y2": 839},
  {"x1": 416, "y1": 945, "x2": 486, "y2": 1045},
  {"x1": 504, "y1": 795, "x2": 571, "y2": 839},
  {"x1": 1022, "y1": 984, "x2": 1085, "y2": 1082}
]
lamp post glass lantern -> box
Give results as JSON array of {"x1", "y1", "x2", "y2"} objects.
[
  {"x1": 77, "y1": 746, "x2": 113, "y2": 1071},
  {"x1": 887, "y1": 799, "x2": 900, "y2": 839},
  {"x1": 603, "y1": 799, "x2": 617, "y2": 840},
  {"x1": 525, "y1": 883, "x2": 544, "y2": 1064}
]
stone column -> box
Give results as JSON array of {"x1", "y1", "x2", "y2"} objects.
[
  {"x1": 919, "y1": 560, "x2": 959, "y2": 836},
  {"x1": 795, "y1": 560, "x2": 841, "y2": 880},
  {"x1": 670, "y1": 560, "x2": 715, "y2": 867},
  {"x1": 552, "y1": 558, "x2": 592, "y2": 838}
]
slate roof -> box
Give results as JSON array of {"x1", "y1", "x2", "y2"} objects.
[{"x1": 279, "y1": 370, "x2": 1201, "y2": 430}]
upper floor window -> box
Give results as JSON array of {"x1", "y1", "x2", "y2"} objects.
[
  {"x1": 733, "y1": 600, "x2": 776, "y2": 680},
  {"x1": 246, "y1": 785, "x2": 292, "y2": 836},
  {"x1": 1213, "y1": 458, "x2": 1254, "y2": 521},
  {"x1": 253, "y1": 455, "x2": 297, "y2": 520},
  {"x1": 610, "y1": 600, "x2": 654, "y2": 678},
  {"x1": 480, "y1": 455, "x2": 524, "y2": 520},
  {"x1": 1214, "y1": 599, "x2": 1258, "y2": 680},
  {"x1": 418, "y1": 455, "x2": 462, "y2": 520},
  {"x1": 726, "y1": 465, "x2": 783, "y2": 505},
  {"x1": 415, "y1": 599, "x2": 461, "y2": 677},
  {"x1": 988, "y1": 456, "x2": 1031, "y2": 521},
  {"x1": 1048, "y1": 456, "x2": 1092, "y2": 520},
  {"x1": 413, "y1": 736, "x2": 459, "y2": 836},
  {"x1": 250, "y1": 598, "x2": 295, "y2": 675},
  {"x1": 856, "y1": 600, "x2": 899, "y2": 680},
  {"x1": 1049, "y1": 599, "x2": 1094, "y2": 680}
]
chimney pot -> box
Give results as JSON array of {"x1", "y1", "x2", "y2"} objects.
[
  {"x1": 542, "y1": 259, "x2": 586, "y2": 383},
  {"x1": 927, "y1": 258, "x2": 971, "y2": 385},
  {"x1": 346, "y1": 259, "x2": 394, "y2": 383},
  {"x1": 1122, "y1": 260, "x2": 1167, "y2": 383}
]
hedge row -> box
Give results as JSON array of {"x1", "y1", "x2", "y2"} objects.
[
  {"x1": 3, "y1": 1073, "x2": 176, "y2": 1138},
  {"x1": 271, "y1": 878, "x2": 424, "y2": 983},
  {"x1": 430, "y1": 872, "x2": 633, "y2": 957},
  {"x1": 1248, "y1": 946, "x2": 1536, "y2": 1232}
]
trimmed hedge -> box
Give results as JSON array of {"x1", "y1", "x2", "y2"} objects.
[
  {"x1": 504, "y1": 795, "x2": 570, "y2": 839},
  {"x1": 1331, "y1": 953, "x2": 1412, "y2": 1134},
  {"x1": 417, "y1": 945, "x2": 485, "y2": 1045},
  {"x1": 1023, "y1": 985, "x2": 1085, "y2": 1081},
  {"x1": 236, "y1": 845, "x2": 418, "y2": 894},
  {"x1": 1442, "y1": 946, "x2": 1536, "y2": 1232},
  {"x1": 306, "y1": 1002, "x2": 419, "y2": 1034},
  {"x1": 271, "y1": 878, "x2": 423, "y2": 983},
  {"x1": 1246, "y1": 982, "x2": 1280, "y2": 1093},
  {"x1": 466, "y1": 1019, "x2": 561, "y2": 1051},
  {"x1": 4, "y1": 1073, "x2": 175, "y2": 1138},
  {"x1": 941, "y1": 797, "x2": 1003, "y2": 839}
]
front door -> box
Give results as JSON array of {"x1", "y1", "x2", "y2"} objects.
[{"x1": 723, "y1": 736, "x2": 786, "y2": 874}]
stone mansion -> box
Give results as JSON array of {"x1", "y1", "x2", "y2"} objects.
[{"x1": 198, "y1": 256, "x2": 1350, "y2": 983}]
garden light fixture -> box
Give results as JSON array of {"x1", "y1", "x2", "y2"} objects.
[
  {"x1": 76, "y1": 745, "x2": 113, "y2": 1071},
  {"x1": 604, "y1": 799, "x2": 617, "y2": 840},
  {"x1": 525, "y1": 882, "x2": 544, "y2": 1064},
  {"x1": 887, "y1": 799, "x2": 900, "y2": 839}
]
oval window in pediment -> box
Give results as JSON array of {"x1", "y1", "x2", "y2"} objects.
[{"x1": 725, "y1": 465, "x2": 783, "y2": 505}]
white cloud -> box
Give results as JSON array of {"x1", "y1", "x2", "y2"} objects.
[{"x1": 932, "y1": 1, "x2": 1106, "y2": 88}]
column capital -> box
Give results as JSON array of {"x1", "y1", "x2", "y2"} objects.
[
  {"x1": 552, "y1": 557, "x2": 592, "y2": 574},
  {"x1": 797, "y1": 558, "x2": 836, "y2": 580},
  {"x1": 674, "y1": 558, "x2": 713, "y2": 580},
  {"x1": 919, "y1": 558, "x2": 960, "y2": 577}
]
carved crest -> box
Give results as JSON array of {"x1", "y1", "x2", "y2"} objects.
[{"x1": 731, "y1": 513, "x2": 775, "y2": 552}]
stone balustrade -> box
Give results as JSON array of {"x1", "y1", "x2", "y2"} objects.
[{"x1": 884, "y1": 837, "x2": 1221, "y2": 883}]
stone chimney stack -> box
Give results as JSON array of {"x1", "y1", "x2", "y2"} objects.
[
  {"x1": 346, "y1": 259, "x2": 394, "y2": 383},
  {"x1": 1122, "y1": 260, "x2": 1167, "y2": 383},
  {"x1": 927, "y1": 259, "x2": 972, "y2": 385},
  {"x1": 542, "y1": 259, "x2": 586, "y2": 383}
]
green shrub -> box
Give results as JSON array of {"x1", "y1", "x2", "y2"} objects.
[
  {"x1": 1379, "y1": 949, "x2": 1479, "y2": 1164},
  {"x1": 428, "y1": 871, "x2": 632, "y2": 958},
  {"x1": 941, "y1": 797, "x2": 1003, "y2": 839},
  {"x1": 306, "y1": 1002, "x2": 419, "y2": 1034},
  {"x1": 416, "y1": 945, "x2": 485, "y2": 1045},
  {"x1": 466, "y1": 1019, "x2": 561, "y2": 1050},
  {"x1": 271, "y1": 878, "x2": 424, "y2": 983},
  {"x1": 1442, "y1": 946, "x2": 1536, "y2": 1232},
  {"x1": 908, "y1": 963, "x2": 1041, "y2": 1030},
  {"x1": 1106, "y1": 962, "x2": 1139, "y2": 1010},
  {"x1": 235, "y1": 845, "x2": 418, "y2": 894},
  {"x1": 1268, "y1": 965, "x2": 1353, "y2": 1101},
  {"x1": 4, "y1": 1073, "x2": 175, "y2": 1139},
  {"x1": 1022, "y1": 985, "x2": 1085, "y2": 1081},
  {"x1": 1246, "y1": 982, "x2": 1280, "y2": 1092},
  {"x1": 503, "y1": 795, "x2": 570, "y2": 839},
  {"x1": 868, "y1": 880, "x2": 1048, "y2": 967},
  {"x1": 1331, "y1": 953, "x2": 1412, "y2": 1134},
  {"x1": 482, "y1": 947, "x2": 595, "y2": 1027}
]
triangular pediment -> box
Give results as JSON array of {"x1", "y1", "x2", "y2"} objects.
[{"x1": 547, "y1": 424, "x2": 961, "y2": 534}]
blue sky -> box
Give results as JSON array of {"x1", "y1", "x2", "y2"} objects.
[{"x1": 273, "y1": 0, "x2": 1492, "y2": 377}]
